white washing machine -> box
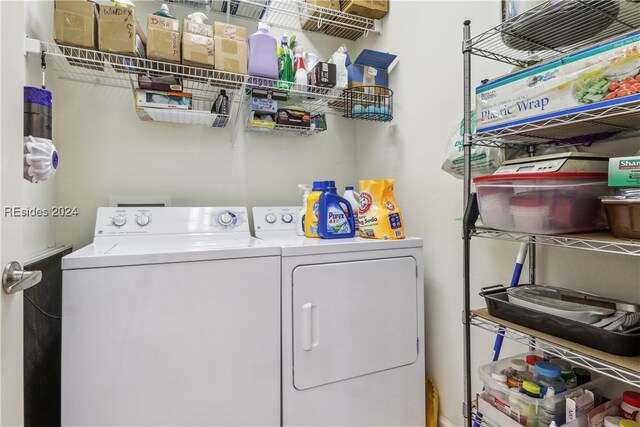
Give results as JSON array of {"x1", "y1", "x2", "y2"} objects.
[
  {"x1": 61, "y1": 207, "x2": 281, "y2": 427},
  {"x1": 253, "y1": 207, "x2": 426, "y2": 427}
]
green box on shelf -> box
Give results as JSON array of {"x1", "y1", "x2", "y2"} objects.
[{"x1": 609, "y1": 156, "x2": 640, "y2": 187}]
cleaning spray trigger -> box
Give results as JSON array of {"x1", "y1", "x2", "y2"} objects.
[{"x1": 188, "y1": 12, "x2": 208, "y2": 24}]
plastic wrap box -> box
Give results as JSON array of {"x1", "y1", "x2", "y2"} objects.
[
  {"x1": 473, "y1": 172, "x2": 608, "y2": 234},
  {"x1": 476, "y1": 30, "x2": 640, "y2": 133},
  {"x1": 479, "y1": 352, "x2": 603, "y2": 427},
  {"x1": 277, "y1": 109, "x2": 311, "y2": 128},
  {"x1": 340, "y1": 0, "x2": 388, "y2": 19},
  {"x1": 147, "y1": 15, "x2": 180, "y2": 63},
  {"x1": 182, "y1": 19, "x2": 214, "y2": 67},
  {"x1": 54, "y1": 0, "x2": 98, "y2": 49}
]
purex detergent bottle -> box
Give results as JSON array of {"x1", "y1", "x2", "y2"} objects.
[{"x1": 318, "y1": 181, "x2": 355, "y2": 239}]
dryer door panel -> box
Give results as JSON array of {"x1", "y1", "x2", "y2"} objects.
[{"x1": 292, "y1": 256, "x2": 418, "y2": 390}]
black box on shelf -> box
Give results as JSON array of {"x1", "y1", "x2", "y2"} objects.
[
  {"x1": 308, "y1": 62, "x2": 336, "y2": 88},
  {"x1": 276, "y1": 108, "x2": 311, "y2": 128}
]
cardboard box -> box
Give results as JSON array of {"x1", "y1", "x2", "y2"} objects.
[
  {"x1": 608, "y1": 156, "x2": 640, "y2": 187},
  {"x1": 214, "y1": 22, "x2": 247, "y2": 41},
  {"x1": 299, "y1": 0, "x2": 340, "y2": 31},
  {"x1": 341, "y1": 0, "x2": 388, "y2": 19},
  {"x1": 135, "y1": 89, "x2": 192, "y2": 110},
  {"x1": 309, "y1": 62, "x2": 336, "y2": 87},
  {"x1": 99, "y1": 5, "x2": 145, "y2": 56},
  {"x1": 250, "y1": 97, "x2": 278, "y2": 113},
  {"x1": 214, "y1": 37, "x2": 247, "y2": 74},
  {"x1": 277, "y1": 108, "x2": 311, "y2": 128},
  {"x1": 54, "y1": 0, "x2": 98, "y2": 49},
  {"x1": 182, "y1": 19, "x2": 214, "y2": 67},
  {"x1": 147, "y1": 15, "x2": 180, "y2": 63},
  {"x1": 347, "y1": 49, "x2": 396, "y2": 93},
  {"x1": 476, "y1": 31, "x2": 640, "y2": 133}
]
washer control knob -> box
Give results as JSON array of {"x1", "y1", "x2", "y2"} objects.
[
  {"x1": 282, "y1": 213, "x2": 294, "y2": 224},
  {"x1": 112, "y1": 215, "x2": 126, "y2": 227},
  {"x1": 265, "y1": 213, "x2": 277, "y2": 224},
  {"x1": 136, "y1": 215, "x2": 150, "y2": 227},
  {"x1": 218, "y1": 211, "x2": 236, "y2": 227}
]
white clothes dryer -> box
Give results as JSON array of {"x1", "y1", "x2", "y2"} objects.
[
  {"x1": 253, "y1": 207, "x2": 426, "y2": 427},
  {"x1": 62, "y1": 207, "x2": 280, "y2": 426}
]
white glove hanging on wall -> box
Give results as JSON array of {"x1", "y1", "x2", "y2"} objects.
[{"x1": 24, "y1": 136, "x2": 58, "y2": 183}]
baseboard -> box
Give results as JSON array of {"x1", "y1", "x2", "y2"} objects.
[{"x1": 439, "y1": 415, "x2": 456, "y2": 427}]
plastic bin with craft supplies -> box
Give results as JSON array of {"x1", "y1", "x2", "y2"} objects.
[{"x1": 479, "y1": 351, "x2": 604, "y2": 427}]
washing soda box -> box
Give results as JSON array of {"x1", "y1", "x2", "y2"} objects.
[{"x1": 358, "y1": 179, "x2": 405, "y2": 240}]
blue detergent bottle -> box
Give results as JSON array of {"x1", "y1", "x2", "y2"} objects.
[{"x1": 318, "y1": 181, "x2": 355, "y2": 239}]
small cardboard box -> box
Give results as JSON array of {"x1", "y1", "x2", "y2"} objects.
[
  {"x1": 348, "y1": 49, "x2": 396, "y2": 93},
  {"x1": 608, "y1": 156, "x2": 640, "y2": 187},
  {"x1": 147, "y1": 15, "x2": 180, "y2": 63},
  {"x1": 214, "y1": 37, "x2": 247, "y2": 74},
  {"x1": 214, "y1": 22, "x2": 247, "y2": 41},
  {"x1": 341, "y1": 0, "x2": 388, "y2": 19},
  {"x1": 182, "y1": 19, "x2": 214, "y2": 67},
  {"x1": 99, "y1": 5, "x2": 145, "y2": 56},
  {"x1": 135, "y1": 89, "x2": 192, "y2": 110},
  {"x1": 309, "y1": 62, "x2": 336, "y2": 87},
  {"x1": 299, "y1": 0, "x2": 340, "y2": 31},
  {"x1": 54, "y1": 0, "x2": 98, "y2": 49},
  {"x1": 250, "y1": 97, "x2": 278, "y2": 113}
]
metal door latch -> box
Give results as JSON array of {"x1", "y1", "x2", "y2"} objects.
[{"x1": 2, "y1": 262, "x2": 42, "y2": 294}]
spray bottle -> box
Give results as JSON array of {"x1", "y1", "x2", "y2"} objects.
[
  {"x1": 277, "y1": 34, "x2": 294, "y2": 89},
  {"x1": 153, "y1": 3, "x2": 176, "y2": 19},
  {"x1": 297, "y1": 184, "x2": 312, "y2": 236},
  {"x1": 329, "y1": 44, "x2": 348, "y2": 89}
]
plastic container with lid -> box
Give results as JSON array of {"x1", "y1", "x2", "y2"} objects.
[
  {"x1": 473, "y1": 172, "x2": 608, "y2": 234},
  {"x1": 479, "y1": 352, "x2": 602, "y2": 427},
  {"x1": 601, "y1": 189, "x2": 640, "y2": 239},
  {"x1": 549, "y1": 358, "x2": 577, "y2": 389},
  {"x1": 621, "y1": 391, "x2": 640, "y2": 420},
  {"x1": 526, "y1": 354, "x2": 544, "y2": 374},
  {"x1": 533, "y1": 361, "x2": 566, "y2": 396}
]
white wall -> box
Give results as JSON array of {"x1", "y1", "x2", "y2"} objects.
[
  {"x1": 52, "y1": 2, "x2": 359, "y2": 249},
  {"x1": 353, "y1": 1, "x2": 640, "y2": 426}
]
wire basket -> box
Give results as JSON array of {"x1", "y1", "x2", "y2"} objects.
[{"x1": 342, "y1": 86, "x2": 393, "y2": 122}]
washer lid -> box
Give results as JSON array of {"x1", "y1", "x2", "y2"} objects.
[
  {"x1": 256, "y1": 233, "x2": 423, "y2": 256},
  {"x1": 62, "y1": 235, "x2": 280, "y2": 270}
]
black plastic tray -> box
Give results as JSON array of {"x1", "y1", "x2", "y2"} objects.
[{"x1": 481, "y1": 286, "x2": 640, "y2": 357}]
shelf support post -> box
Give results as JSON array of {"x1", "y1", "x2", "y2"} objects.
[{"x1": 462, "y1": 19, "x2": 473, "y2": 427}]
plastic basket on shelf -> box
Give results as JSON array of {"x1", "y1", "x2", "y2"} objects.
[{"x1": 342, "y1": 86, "x2": 393, "y2": 122}]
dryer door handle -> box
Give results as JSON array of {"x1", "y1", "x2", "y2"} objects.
[{"x1": 301, "y1": 303, "x2": 318, "y2": 351}]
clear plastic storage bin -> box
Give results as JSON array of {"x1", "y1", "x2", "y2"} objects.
[
  {"x1": 473, "y1": 172, "x2": 608, "y2": 234},
  {"x1": 479, "y1": 351, "x2": 604, "y2": 427}
]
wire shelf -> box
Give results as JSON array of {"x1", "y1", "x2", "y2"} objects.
[
  {"x1": 474, "y1": 96, "x2": 640, "y2": 147},
  {"x1": 470, "y1": 0, "x2": 640, "y2": 68},
  {"x1": 43, "y1": 42, "x2": 346, "y2": 116},
  {"x1": 244, "y1": 123, "x2": 325, "y2": 136},
  {"x1": 136, "y1": 107, "x2": 230, "y2": 127},
  {"x1": 472, "y1": 228, "x2": 640, "y2": 257},
  {"x1": 470, "y1": 310, "x2": 640, "y2": 387},
  {"x1": 163, "y1": 0, "x2": 379, "y2": 40}
]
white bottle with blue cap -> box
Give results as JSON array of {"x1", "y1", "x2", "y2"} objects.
[{"x1": 342, "y1": 186, "x2": 360, "y2": 233}]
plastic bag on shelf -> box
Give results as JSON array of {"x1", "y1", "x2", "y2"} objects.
[{"x1": 441, "y1": 110, "x2": 504, "y2": 179}]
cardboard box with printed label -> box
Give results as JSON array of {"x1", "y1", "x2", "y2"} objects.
[
  {"x1": 347, "y1": 49, "x2": 396, "y2": 94},
  {"x1": 340, "y1": 0, "x2": 388, "y2": 19},
  {"x1": 214, "y1": 37, "x2": 247, "y2": 74},
  {"x1": 147, "y1": 15, "x2": 180, "y2": 63},
  {"x1": 476, "y1": 30, "x2": 640, "y2": 133},
  {"x1": 214, "y1": 22, "x2": 247, "y2": 41},
  {"x1": 299, "y1": 0, "x2": 340, "y2": 31},
  {"x1": 98, "y1": 5, "x2": 145, "y2": 56},
  {"x1": 54, "y1": 0, "x2": 98, "y2": 49},
  {"x1": 182, "y1": 19, "x2": 214, "y2": 67}
]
